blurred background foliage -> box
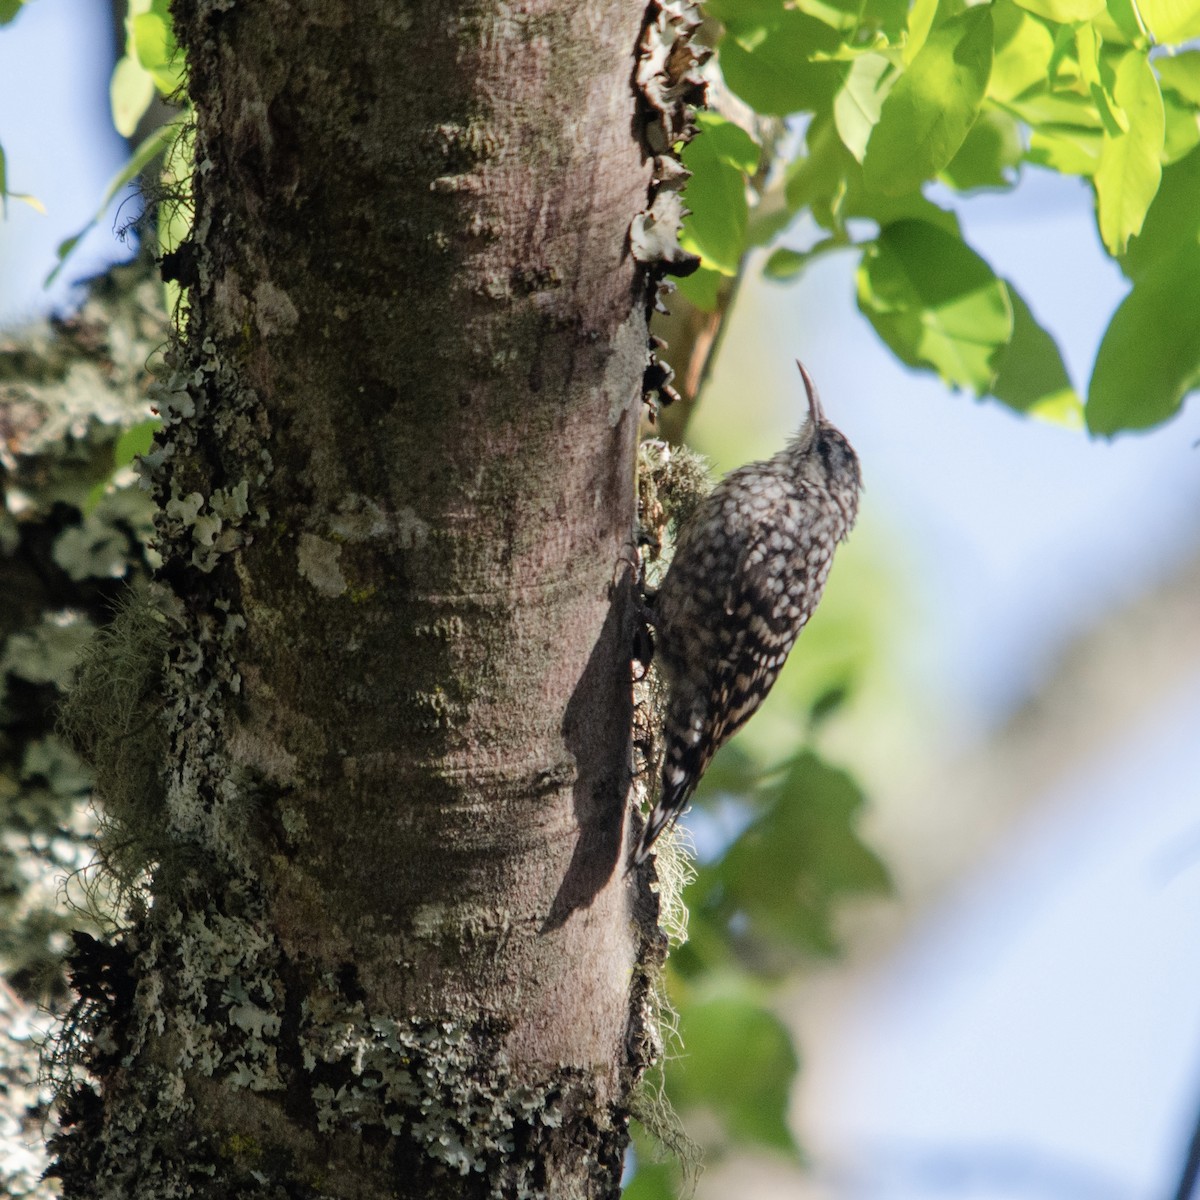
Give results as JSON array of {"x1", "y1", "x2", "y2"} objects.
[{"x1": 2, "y1": 0, "x2": 1200, "y2": 1198}]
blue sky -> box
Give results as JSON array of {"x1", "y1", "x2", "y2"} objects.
[{"x1": 0, "y1": 0, "x2": 127, "y2": 327}]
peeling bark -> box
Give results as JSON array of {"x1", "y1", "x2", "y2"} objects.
[{"x1": 48, "y1": 0, "x2": 703, "y2": 1196}]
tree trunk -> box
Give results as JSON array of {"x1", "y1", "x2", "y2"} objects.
[{"x1": 49, "y1": 0, "x2": 701, "y2": 1195}]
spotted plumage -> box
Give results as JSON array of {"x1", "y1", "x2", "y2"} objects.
[{"x1": 633, "y1": 362, "x2": 861, "y2": 864}]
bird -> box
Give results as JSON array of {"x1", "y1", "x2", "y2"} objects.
[{"x1": 633, "y1": 361, "x2": 862, "y2": 864}]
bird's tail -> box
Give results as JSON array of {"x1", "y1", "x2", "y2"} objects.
[
  {"x1": 631, "y1": 776, "x2": 692, "y2": 865},
  {"x1": 631, "y1": 713, "x2": 708, "y2": 864}
]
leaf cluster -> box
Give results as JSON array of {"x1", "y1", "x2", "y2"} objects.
[{"x1": 676, "y1": 0, "x2": 1200, "y2": 433}]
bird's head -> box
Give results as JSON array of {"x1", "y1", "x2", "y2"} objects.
[{"x1": 791, "y1": 360, "x2": 862, "y2": 524}]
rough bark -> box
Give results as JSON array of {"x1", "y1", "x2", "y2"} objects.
[{"x1": 45, "y1": 0, "x2": 701, "y2": 1197}]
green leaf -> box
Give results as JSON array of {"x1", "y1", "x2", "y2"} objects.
[
  {"x1": 1101, "y1": 0, "x2": 1150, "y2": 42},
  {"x1": 991, "y1": 283, "x2": 1082, "y2": 421},
  {"x1": 666, "y1": 994, "x2": 800, "y2": 1153},
  {"x1": 1122, "y1": 143, "x2": 1200, "y2": 280},
  {"x1": 857, "y1": 219, "x2": 1013, "y2": 392},
  {"x1": 1162, "y1": 88, "x2": 1200, "y2": 164},
  {"x1": 941, "y1": 108, "x2": 1022, "y2": 190},
  {"x1": 763, "y1": 238, "x2": 848, "y2": 281},
  {"x1": 795, "y1": 0, "x2": 907, "y2": 36},
  {"x1": 0, "y1": 0, "x2": 25, "y2": 24},
  {"x1": 110, "y1": 55, "x2": 157, "y2": 138},
  {"x1": 764, "y1": 248, "x2": 810, "y2": 280},
  {"x1": 1087, "y1": 242, "x2": 1200, "y2": 432},
  {"x1": 783, "y1": 113, "x2": 962, "y2": 239},
  {"x1": 1138, "y1": 0, "x2": 1200, "y2": 41},
  {"x1": 1156, "y1": 52, "x2": 1200, "y2": 105},
  {"x1": 719, "y1": 9, "x2": 843, "y2": 116},
  {"x1": 695, "y1": 111, "x2": 761, "y2": 174},
  {"x1": 703, "y1": 0, "x2": 784, "y2": 26},
  {"x1": 863, "y1": 6, "x2": 994, "y2": 196},
  {"x1": 989, "y1": 1, "x2": 1057, "y2": 104},
  {"x1": 793, "y1": 0, "x2": 860, "y2": 33},
  {"x1": 673, "y1": 263, "x2": 725, "y2": 311},
  {"x1": 902, "y1": 0, "x2": 939, "y2": 64},
  {"x1": 1026, "y1": 124, "x2": 1102, "y2": 174},
  {"x1": 114, "y1": 419, "x2": 161, "y2": 469},
  {"x1": 703, "y1": 751, "x2": 891, "y2": 959},
  {"x1": 621, "y1": 1153, "x2": 678, "y2": 1200},
  {"x1": 785, "y1": 114, "x2": 853, "y2": 227},
  {"x1": 132, "y1": 0, "x2": 185, "y2": 93},
  {"x1": 0, "y1": 144, "x2": 44, "y2": 214},
  {"x1": 834, "y1": 53, "x2": 897, "y2": 164},
  {"x1": 1095, "y1": 51, "x2": 1164, "y2": 255},
  {"x1": 1013, "y1": 0, "x2": 1104, "y2": 20},
  {"x1": 47, "y1": 119, "x2": 183, "y2": 285},
  {"x1": 1075, "y1": 22, "x2": 1126, "y2": 137},
  {"x1": 809, "y1": 682, "x2": 851, "y2": 727},
  {"x1": 1004, "y1": 86, "x2": 1105, "y2": 129},
  {"x1": 680, "y1": 116, "x2": 756, "y2": 275}
]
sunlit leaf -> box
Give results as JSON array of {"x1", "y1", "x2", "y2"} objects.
[
  {"x1": 794, "y1": 0, "x2": 860, "y2": 33},
  {"x1": 1004, "y1": 86, "x2": 1106, "y2": 129},
  {"x1": 989, "y1": 1, "x2": 1057, "y2": 104},
  {"x1": 0, "y1": 0, "x2": 25, "y2": 24},
  {"x1": 1013, "y1": 0, "x2": 1104, "y2": 20},
  {"x1": 1138, "y1": 0, "x2": 1200, "y2": 41},
  {"x1": 7, "y1": 191, "x2": 44, "y2": 213},
  {"x1": 1101, "y1": 0, "x2": 1150, "y2": 42},
  {"x1": 1155, "y1": 51, "x2": 1200, "y2": 105},
  {"x1": 863, "y1": 6, "x2": 994, "y2": 195},
  {"x1": 1026, "y1": 125, "x2": 1102, "y2": 174},
  {"x1": 902, "y1": 0, "x2": 939, "y2": 64},
  {"x1": 1088, "y1": 242, "x2": 1200, "y2": 432},
  {"x1": 1094, "y1": 51, "x2": 1164, "y2": 255},
  {"x1": 0, "y1": 144, "x2": 44, "y2": 215},
  {"x1": 1162, "y1": 89, "x2": 1200, "y2": 163},
  {"x1": 110, "y1": 55, "x2": 157, "y2": 138},
  {"x1": 1075, "y1": 22, "x2": 1126, "y2": 136},
  {"x1": 857, "y1": 219, "x2": 1012, "y2": 392},
  {"x1": 834, "y1": 53, "x2": 896, "y2": 163},
  {"x1": 132, "y1": 0, "x2": 185, "y2": 94}
]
